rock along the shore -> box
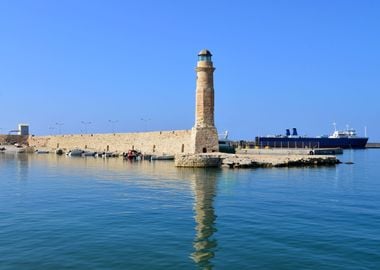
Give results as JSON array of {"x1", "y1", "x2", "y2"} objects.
[{"x1": 175, "y1": 153, "x2": 340, "y2": 168}]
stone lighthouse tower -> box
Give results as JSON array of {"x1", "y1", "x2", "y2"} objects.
[{"x1": 191, "y1": 49, "x2": 219, "y2": 153}]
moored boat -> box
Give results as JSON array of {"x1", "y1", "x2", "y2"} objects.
[
  {"x1": 82, "y1": 151, "x2": 96, "y2": 157},
  {"x1": 218, "y1": 131, "x2": 235, "y2": 153},
  {"x1": 36, "y1": 150, "x2": 50, "y2": 154},
  {"x1": 151, "y1": 155, "x2": 175, "y2": 161},
  {"x1": 68, "y1": 149, "x2": 84, "y2": 157}
]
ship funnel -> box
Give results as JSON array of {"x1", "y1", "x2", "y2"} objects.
[
  {"x1": 286, "y1": 129, "x2": 291, "y2": 136},
  {"x1": 292, "y1": 128, "x2": 298, "y2": 136}
]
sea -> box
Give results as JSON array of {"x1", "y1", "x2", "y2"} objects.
[{"x1": 0, "y1": 150, "x2": 379, "y2": 269}]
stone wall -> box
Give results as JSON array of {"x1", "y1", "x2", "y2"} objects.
[
  {"x1": 191, "y1": 127, "x2": 219, "y2": 153},
  {"x1": 0, "y1": 135, "x2": 29, "y2": 145},
  {"x1": 175, "y1": 154, "x2": 221, "y2": 167},
  {"x1": 28, "y1": 130, "x2": 192, "y2": 155}
]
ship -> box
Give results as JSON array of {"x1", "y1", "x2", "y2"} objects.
[
  {"x1": 255, "y1": 126, "x2": 368, "y2": 149},
  {"x1": 219, "y1": 131, "x2": 235, "y2": 153}
]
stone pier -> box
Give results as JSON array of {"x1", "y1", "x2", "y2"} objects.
[{"x1": 175, "y1": 153, "x2": 340, "y2": 168}]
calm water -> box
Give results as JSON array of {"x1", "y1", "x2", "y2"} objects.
[{"x1": 0, "y1": 150, "x2": 379, "y2": 269}]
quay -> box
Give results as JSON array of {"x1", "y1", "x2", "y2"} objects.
[
  {"x1": 236, "y1": 148, "x2": 343, "y2": 155},
  {"x1": 366, "y1": 143, "x2": 380, "y2": 148},
  {"x1": 175, "y1": 153, "x2": 340, "y2": 168}
]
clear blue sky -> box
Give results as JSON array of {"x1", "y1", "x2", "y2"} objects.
[{"x1": 0, "y1": 0, "x2": 379, "y2": 140}]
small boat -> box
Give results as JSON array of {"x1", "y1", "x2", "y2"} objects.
[
  {"x1": 36, "y1": 150, "x2": 50, "y2": 154},
  {"x1": 143, "y1": 154, "x2": 153, "y2": 161},
  {"x1": 219, "y1": 131, "x2": 235, "y2": 153},
  {"x1": 56, "y1": 149, "x2": 64, "y2": 155},
  {"x1": 68, "y1": 149, "x2": 83, "y2": 157},
  {"x1": 103, "y1": 152, "x2": 113, "y2": 158},
  {"x1": 98, "y1": 152, "x2": 113, "y2": 158},
  {"x1": 14, "y1": 143, "x2": 23, "y2": 148},
  {"x1": 82, "y1": 151, "x2": 96, "y2": 157},
  {"x1": 151, "y1": 155, "x2": 175, "y2": 161},
  {"x1": 123, "y1": 150, "x2": 142, "y2": 160}
]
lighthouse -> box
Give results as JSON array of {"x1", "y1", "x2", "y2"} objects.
[{"x1": 191, "y1": 49, "x2": 219, "y2": 153}]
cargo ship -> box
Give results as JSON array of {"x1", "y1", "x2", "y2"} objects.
[{"x1": 255, "y1": 127, "x2": 368, "y2": 149}]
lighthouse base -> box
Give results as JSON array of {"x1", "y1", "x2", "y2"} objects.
[{"x1": 191, "y1": 126, "x2": 219, "y2": 154}]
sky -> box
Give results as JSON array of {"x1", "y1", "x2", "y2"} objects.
[{"x1": 0, "y1": 0, "x2": 379, "y2": 141}]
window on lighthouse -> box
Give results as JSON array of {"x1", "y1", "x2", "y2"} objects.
[{"x1": 198, "y1": 55, "x2": 211, "y2": 62}]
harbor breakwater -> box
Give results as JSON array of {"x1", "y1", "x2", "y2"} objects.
[
  {"x1": 2, "y1": 136, "x2": 340, "y2": 169},
  {"x1": 366, "y1": 143, "x2": 380, "y2": 148},
  {"x1": 175, "y1": 153, "x2": 340, "y2": 168},
  {"x1": 28, "y1": 130, "x2": 193, "y2": 155}
]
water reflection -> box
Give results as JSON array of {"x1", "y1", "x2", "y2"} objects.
[
  {"x1": 0, "y1": 153, "x2": 30, "y2": 181},
  {"x1": 189, "y1": 169, "x2": 218, "y2": 269},
  {"x1": 16, "y1": 154, "x2": 30, "y2": 181}
]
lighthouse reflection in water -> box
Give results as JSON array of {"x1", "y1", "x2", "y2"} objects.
[{"x1": 190, "y1": 170, "x2": 218, "y2": 269}]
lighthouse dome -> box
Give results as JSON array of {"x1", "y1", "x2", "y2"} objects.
[
  {"x1": 198, "y1": 49, "x2": 212, "y2": 62},
  {"x1": 198, "y1": 49, "x2": 212, "y2": 56}
]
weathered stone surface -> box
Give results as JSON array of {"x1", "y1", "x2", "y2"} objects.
[
  {"x1": 29, "y1": 130, "x2": 193, "y2": 155},
  {"x1": 176, "y1": 153, "x2": 340, "y2": 168},
  {"x1": 220, "y1": 154, "x2": 340, "y2": 168},
  {"x1": 191, "y1": 50, "x2": 219, "y2": 154},
  {"x1": 190, "y1": 127, "x2": 218, "y2": 154},
  {"x1": 195, "y1": 61, "x2": 215, "y2": 128},
  {"x1": 175, "y1": 154, "x2": 221, "y2": 168}
]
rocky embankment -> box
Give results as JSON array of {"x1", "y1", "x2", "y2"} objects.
[
  {"x1": 175, "y1": 153, "x2": 340, "y2": 168},
  {"x1": 0, "y1": 145, "x2": 34, "y2": 153}
]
